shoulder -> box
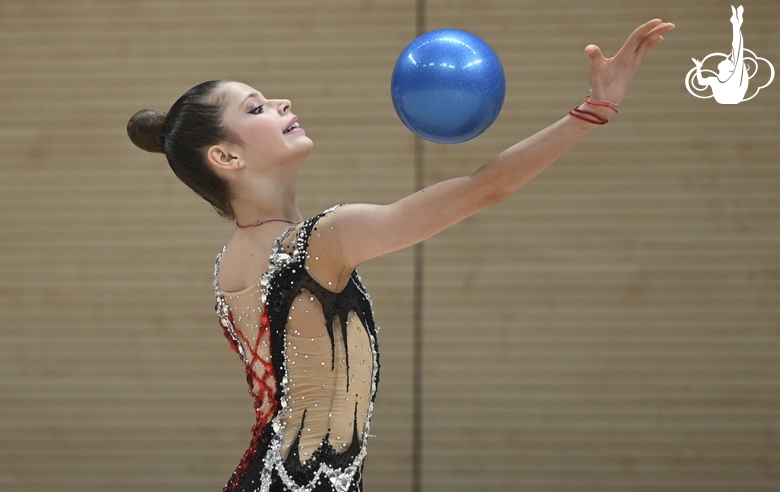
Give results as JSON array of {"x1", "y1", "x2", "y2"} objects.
[
  {"x1": 285, "y1": 205, "x2": 342, "y2": 251},
  {"x1": 297, "y1": 206, "x2": 354, "y2": 292},
  {"x1": 216, "y1": 222, "x2": 297, "y2": 294},
  {"x1": 303, "y1": 205, "x2": 342, "y2": 235}
]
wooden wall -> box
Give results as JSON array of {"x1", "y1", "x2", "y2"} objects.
[{"x1": 0, "y1": 1, "x2": 778, "y2": 491}]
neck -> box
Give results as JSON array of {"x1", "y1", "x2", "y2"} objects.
[{"x1": 230, "y1": 175, "x2": 303, "y2": 227}]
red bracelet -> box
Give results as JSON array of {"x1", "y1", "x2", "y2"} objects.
[
  {"x1": 584, "y1": 95, "x2": 619, "y2": 113},
  {"x1": 569, "y1": 106, "x2": 608, "y2": 125},
  {"x1": 569, "y1": 110, "x2": 606, "y2": 125}
]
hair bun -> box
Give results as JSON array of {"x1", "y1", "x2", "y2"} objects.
[{"x1": 127, "y1": 109, "x2": 167, "y2": 154}]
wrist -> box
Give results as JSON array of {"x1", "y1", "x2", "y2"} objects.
[
  {"x1": 566, "y1": 93, "x2": 619, "y2": 126},
  {"x1": 576, "y1": 101, "x2": 615, "y2": 122},
  {"x1": 588, "y1": 91, "x2": 621, "y2": 110}
]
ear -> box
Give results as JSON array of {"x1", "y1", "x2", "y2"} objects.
[{"x1": 206, "y1": 144, "x2": 243, "y2": 171}]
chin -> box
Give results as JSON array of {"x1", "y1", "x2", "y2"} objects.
[
  {"x1": 300, "y1": 135, "x2": 314, "y2": 151},
  {"x1": 291, "y1": 137, "x2": 314, "y2": 162}
]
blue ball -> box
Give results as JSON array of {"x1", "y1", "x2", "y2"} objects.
[{"x1": 391, "y1": 29, "x2": 505, "y2": 144}]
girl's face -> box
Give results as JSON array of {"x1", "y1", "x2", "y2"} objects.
[{"x1": 219, "y1": 81, "x2": 313, "y2": 173}]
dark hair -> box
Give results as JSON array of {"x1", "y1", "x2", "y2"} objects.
[{"x1": 127, "y1": 80, "x2": 236, "y2": 219}]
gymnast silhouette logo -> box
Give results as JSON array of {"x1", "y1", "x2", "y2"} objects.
[{"x1": 685, "y1": 5, "x2": 774, "y2": 104}]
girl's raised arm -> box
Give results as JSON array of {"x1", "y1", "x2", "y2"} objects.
[{"x1": 338, "y1": 19, "x2": 674, "y2": 269}]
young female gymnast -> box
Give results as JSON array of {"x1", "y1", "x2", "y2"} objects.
[{"x1": 127, "y1": 18, "x2": 674, "y2": 492}]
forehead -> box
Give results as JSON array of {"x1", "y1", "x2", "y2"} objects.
[{"x1": 223, "y1": 81, "x2": 264, "y2": 105}]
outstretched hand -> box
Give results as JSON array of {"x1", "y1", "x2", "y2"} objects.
[{"x1": 585, "y1": 19, "x2": 675, "y2": 105}]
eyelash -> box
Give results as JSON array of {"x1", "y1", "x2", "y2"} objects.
[{"x1": 249, "y1": 105, "x2": 265, "y2": 115}]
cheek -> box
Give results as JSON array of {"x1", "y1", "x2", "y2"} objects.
[
  {"x1": 255, "y1": 120, "x2": 282, "y2": 141},
  {"x1": 237, "y1": 121, "x2": 277, "y2": 149},
  {"x1": 252, "y1": 128, "x2": 292, "y2": 160}
]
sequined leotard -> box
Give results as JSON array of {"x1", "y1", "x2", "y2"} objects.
[{"x1": 214, "y1": 207, "x2": 380, "y2": 492}]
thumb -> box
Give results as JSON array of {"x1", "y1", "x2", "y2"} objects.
[{"x1": 585, "y1": 44, "x2": 604, "y2": 62}]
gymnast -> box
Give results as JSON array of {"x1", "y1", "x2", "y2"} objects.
[
  {"x1": 127, "y1": 18, "x2": 674, "y2": 492},
  {"x1": 692, "y1": 5, "x2": 748, "y2": 104}
]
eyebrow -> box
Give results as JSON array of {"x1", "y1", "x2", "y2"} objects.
[{"x1": 238, "y1": 92, "x2": 262, "y2": 110}]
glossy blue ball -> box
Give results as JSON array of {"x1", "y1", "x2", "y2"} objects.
[{"x1": 391, "y1": 29, "x2": 505, "y2": 144}]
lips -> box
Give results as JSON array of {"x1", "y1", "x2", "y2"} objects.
[{"x1": 283, "y1": 117, "x2": 301, "y2": 134}]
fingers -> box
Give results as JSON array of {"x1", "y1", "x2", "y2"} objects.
[
  {"x1": 625, "y1": 19, "x2": 665, "y2": 52},
  {"x1": 594, "y1": 19, "x2": 675, "y2": 64},
  {"x1": 634, "y1": 21, "x2": 675, "y2": 58}
]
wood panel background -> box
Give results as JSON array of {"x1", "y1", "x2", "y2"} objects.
[{"x1": 0, "y1": 1, "x2": 778, "y2": 491}]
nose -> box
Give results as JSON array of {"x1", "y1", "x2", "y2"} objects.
[{"x1": 275, "y1": 99, "x2": 292, "y2": 114}]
